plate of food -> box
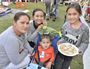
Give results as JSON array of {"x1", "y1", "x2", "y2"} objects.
[{"x1": 58, "y1": 43, "x2": 79, "y2": 56}]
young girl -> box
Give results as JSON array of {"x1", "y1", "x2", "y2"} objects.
[
  {"x1": 27, "y1": 8, "x2": 46, "y2": 48},
  {"x1": 53, "y1": 3, "x2": 89, "y2": 69},
  {"x1": 34, "y1": 33, "x2": 55, "y2": 69}
]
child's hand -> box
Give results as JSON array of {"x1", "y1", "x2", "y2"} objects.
[{"x1": 46, "y1": 62, "x2": 52, "y2": 69}]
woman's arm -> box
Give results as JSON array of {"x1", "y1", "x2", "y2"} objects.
[
  {"x1": 4, "y1": 37, "x2": 28, "y2": 65},
  {"x1": 78, "y1": 28, "x2": 89, "y2": 55}
]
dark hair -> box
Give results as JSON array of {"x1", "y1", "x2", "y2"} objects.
[
  {"x1": 14, "y1": 12, "x2": 30, "y2": 22},
  {"x1": 66, "y1": 3, "x2": 82, "y2": 15},
  {"x1": 40, "y1": 33, "x2": 51, "y2": 41},
  {"x1": 32, "y1": 8, "x2": 46, "y2": 18}
]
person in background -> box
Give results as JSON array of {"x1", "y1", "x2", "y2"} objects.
[
  {"x1": 34, "y1": 33, "x2": 55, "y2": 69},
  {"x1": 81, "y1": 1, "x2": 88, "y2": 18},
  {"x1": 44, "y1": 0, "x2": 60, "y2": 21},
  {"x1": 53, "y1": 3, "x2": 89, "y2": 69},
  {"x1": 44, "y1": 0, "x2": 53, "y2": 20},
  {"x1": 27, "y1": 8, "x2": 46, "y2": 48},
  {"x1": 50, "y1": 0, "x2": 60, "y2": 21},
  {"x1": 86, "y1": 2, "x2": 90, "y2": 22},
  {"x1": 0, "y1": 12, "x2": 33, "y2": 69}
]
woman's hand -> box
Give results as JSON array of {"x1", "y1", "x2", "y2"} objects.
[{"x1": 37, "y1": 24, "x2": 43, "y2": 31}]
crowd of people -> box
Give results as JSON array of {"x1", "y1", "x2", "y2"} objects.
[{"x1": 0, "y1": 1, "x2": 90, "y2": 69}]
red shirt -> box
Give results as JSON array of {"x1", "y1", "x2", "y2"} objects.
[{"x1": 34, "y1": 46, "x2": 55, "y2": 64}]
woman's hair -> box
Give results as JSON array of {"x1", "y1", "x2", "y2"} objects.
[
  {"x1": 66, "y1": 3, "x2": 82, "y2": 15},
  {"x1": 14, "y1": 12, "x2": 30, "y2": 22},
  {"x1": 32, "y1": 8, "x2": 46, "y2": 18}
]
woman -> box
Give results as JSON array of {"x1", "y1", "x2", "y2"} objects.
[
  {"x1": 0, "y1": 12, "x2": 33, "y2": 69},
  {"x1": 53, "y1": 3, "x2": 89, "y2": 69},
  {"x1": 27, "y1": 8, "x2": 46, "y2": 47}
]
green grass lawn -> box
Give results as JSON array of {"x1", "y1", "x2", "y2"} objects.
[{"x1": 0, "y1": 2, "x2": 83, "y2": 69}]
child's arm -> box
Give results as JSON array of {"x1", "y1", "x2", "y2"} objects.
[
  {"x1": 46, "y1": 61, "x2": 52, "y2": 69},
  {"x1": 46, "y1": 47, "x2": 55, "y2": 69},
  {"x1": 50, "y1": 47, "x2": 55, "y2": 63}
]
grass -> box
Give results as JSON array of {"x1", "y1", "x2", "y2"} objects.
[{"x1": 0, "y1": 2, "x2": 83, "y2": 69}]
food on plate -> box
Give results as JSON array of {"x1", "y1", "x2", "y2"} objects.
[{"x1": 58, "y1": 43, "x2": 79, "y2": 56}]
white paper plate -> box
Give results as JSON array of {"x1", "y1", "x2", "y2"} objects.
[{"x1": 58, "y1": 43, "x2": 79, "y2": 56}]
